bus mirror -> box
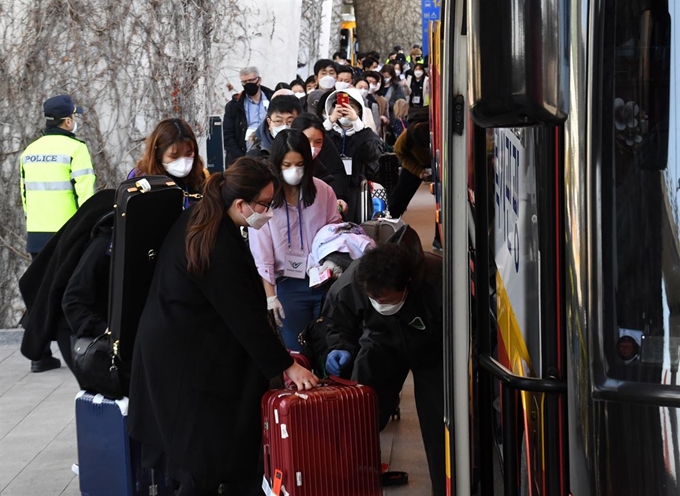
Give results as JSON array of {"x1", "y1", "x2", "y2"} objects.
[{"x1": 468, "y1": 0, "x2": 569, "y2": 127}]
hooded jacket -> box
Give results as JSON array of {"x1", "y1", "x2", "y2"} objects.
[
  {"x1": 323, "y1": 88, "x2": 372, "y2": 137},
  {"x1": 245, "y1": 118, "x2": 275, "y2": 159},
  {"x1": 321, "y1": 89, "x2": 383, "y2": 223},
  {"x1": 322, "y1": 88, "x2": 383, "y2": 177}
]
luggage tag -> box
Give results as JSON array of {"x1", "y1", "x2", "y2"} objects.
[
  {"x1": 272, "y1": 469, "x2": 283, "y2": 496},
  {"x1": 341, "y1": 155, "x2": 353, "y2": 175},
  {"x1": 284, "y1": 253, "x2": 307, "y2": 279}
]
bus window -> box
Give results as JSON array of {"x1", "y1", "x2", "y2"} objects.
[{"x1": 603, "y1": 1, "x2": 674, "y2": 382}]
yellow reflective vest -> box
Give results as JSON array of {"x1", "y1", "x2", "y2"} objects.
[{"x1": 20, "y1": 130, "x2": 96, "y2": 253}]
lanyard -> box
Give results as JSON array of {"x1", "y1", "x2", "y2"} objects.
[
  {"x1": 284, "y1": 194, "x2": 304, "y2": 252},
  {"x1": 341, "y1": 130, "x2": 347, "y2": 155}
]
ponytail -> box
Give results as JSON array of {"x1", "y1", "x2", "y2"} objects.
[
  {"x1": 185, "y1": 157, "x2": 279, "y2": 276},
  {"x1": 186, "y1": 173, "x2": 226, "y2": 276}
]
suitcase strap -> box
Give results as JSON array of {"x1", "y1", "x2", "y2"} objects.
[{"x1": 326, "y1": 375, "x2": 359, "y2": 387}]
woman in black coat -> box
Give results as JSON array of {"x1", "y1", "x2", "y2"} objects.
[{"x1": 128, "y1": 157, "x2": 319, "y2": 495}]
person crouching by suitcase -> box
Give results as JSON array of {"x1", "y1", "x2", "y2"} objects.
[
  {"x1": 128, "y1": 157, "x2": 319, "y2": 496},
  {"x1": 127, "y1": 117, "x2": 207, "y2": 208},
  {"x1": 248, "y1": 129, "x2": 343, "y2": 352},
  {"x1": 322, "y1": 228, "x2": 446, "y2": 496}
]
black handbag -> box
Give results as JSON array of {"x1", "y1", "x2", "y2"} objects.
[{"x1": 72, "y1": 331, "x2": 128, "y2": 399}]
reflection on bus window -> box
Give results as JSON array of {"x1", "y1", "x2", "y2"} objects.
[{"x1": 608, "y1": 1, "x2": 674, "y2": 382}]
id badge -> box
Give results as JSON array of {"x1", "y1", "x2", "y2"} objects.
[
  {"x1": 341, "y1": 155, "x2": 352, "y2": 175},
  {"x1": 412, "y1": 95, "x2": 421, "y2": 104},
  {"x1": 284, "y1": 253, "x2": 307, "y2": 279}
]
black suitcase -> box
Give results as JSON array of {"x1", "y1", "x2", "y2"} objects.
[
  {"x1": 108, "y1": 176, "x2": 184, "y2": 363},
  {"x1": 206, "y1": 115, "x2": 225, "y2": 173}
]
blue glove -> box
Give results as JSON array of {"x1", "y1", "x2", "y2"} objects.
[{"x1": 325, "y1": 350, "x2": 352, "y2": 376}]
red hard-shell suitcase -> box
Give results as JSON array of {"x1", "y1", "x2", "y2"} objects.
[
  {"x1": 262, "y1": 381, "x2": 382, "y2": 496},
  {"x1": 108, "y1": 176, "x2": 184, "y2": 363}
]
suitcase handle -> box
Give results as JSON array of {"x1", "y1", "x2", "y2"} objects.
[{"x1": 327, "y1": 375, "x2": 359, "y2": 387}]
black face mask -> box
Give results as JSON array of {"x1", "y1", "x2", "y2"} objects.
[{"x1": 243, "y1": 82, "x2": 260, "y2": 96}]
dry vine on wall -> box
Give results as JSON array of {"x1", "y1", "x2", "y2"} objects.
[{"x1": 0, "y1": 0, "x2": 255, "y2": 327}]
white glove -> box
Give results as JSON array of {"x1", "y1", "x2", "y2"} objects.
[{"x1": 267, "y1": 295, "x2": 286, "y2": 327}]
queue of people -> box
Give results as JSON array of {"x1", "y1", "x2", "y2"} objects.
[{"x1": 19, "y1": 42, "x2": 444, "y2": 495}]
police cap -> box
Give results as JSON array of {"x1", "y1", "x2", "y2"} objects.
[{"x1": 43, "y1": 95, "x2": 83, "y2": 121}]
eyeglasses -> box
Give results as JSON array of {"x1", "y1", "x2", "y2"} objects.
[
  {"x1": 252, "y1": 200, "x2": 273, "y2": 212},
  {"x1": 269, "y1": 118, "x2": 294, "y2": 126},
  {"x1": 241, "y1": 76, "x2": 260, "y2": 85}
]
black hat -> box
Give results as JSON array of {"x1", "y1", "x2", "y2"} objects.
[
  {"x1": 393, "y1": 45, "x2": 403, "y2": 51},
  {"x1": 43, "y1": 95, "x2": 83, "y2": 121}
]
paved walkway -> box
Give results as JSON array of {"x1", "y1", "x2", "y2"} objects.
[{"x1": 0, "y1": 184, "x2": 438, "y2": 496}]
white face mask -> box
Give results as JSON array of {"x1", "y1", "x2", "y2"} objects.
[
  {"x1": 71, "y1": 121, "x2": 78, "y2": 134},
  {"x1": 359, "y1": 88, "x2": 369, "y2": 98},
  {"x1": 163, "y1": 156, "x2": 193, "y2": 178},
  {"x1": 335, "y1": 81, "x2": 351, "y2": 91},
  {"x1": 338, "y1": 116, "x2": 353, "y2": 127},
  {"x1": 242, "y1": 203, "x2": 273, "y2": 230},
  {"x1": 271, "y1": 124, "x2": 289, "y2": 138},
  {"x1": 318, "y1": 75, "x2": 337, "y2": 90},
  {"x1": 395, "y1": 70, "x2": 401, "y2": 76},
  {"x1": 383, "y1": 76, "x2": 392, "y2": 84},
  {"x1": 414, "y1": 70, "x2": 424, "y2": 78},
  {"x1": 369, "y1": 291, "x2": 407, "y2": 316},
  {"x1": 282, "y1": 166, "x2": 304, "y2": 186},
  {"x1": 369, "y1": 83, "x2": 380, "y2": 94},
  {"x1": 294, "y1": 92, "x2": 306, "y2": 99},
  {"x1": 311, "y1": 146, "x2": 321, "y2": 159}
]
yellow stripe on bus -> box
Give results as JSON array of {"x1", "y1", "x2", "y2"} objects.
[{"x1": 496, "y1": 273, "x2": 535, "y2": 375}]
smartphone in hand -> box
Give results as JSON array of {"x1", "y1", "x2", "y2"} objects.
[{"x1": 337, "y1": 92, "x2": 350, "y2": 107}]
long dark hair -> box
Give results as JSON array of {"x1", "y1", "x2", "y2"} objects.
[
  {"x1": 185, "y1": 157, "x2": 278, "y2": 276},
  {"x1": 269, "y1": 128, "x2": 317, "y2": 209},
  {"x1": 135, "y1": 118, "x2": 205, "y2": 191},
  {"x1": 291, "y1": 112, "x2": 325, "y2": 135}
]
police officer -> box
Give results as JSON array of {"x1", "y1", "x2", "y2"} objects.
[
  {"x1": 322, "y1": 227, "x2": 446, "y2": 496},
  {"x1": 20, "y1": 94, "x2": 96, "y2": 372}
]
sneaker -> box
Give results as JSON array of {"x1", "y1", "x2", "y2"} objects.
[
  {"x1": 432, "y1": 238, "x2": 442, "y2": 251},
  {"x1": 31, "y1": 356, "x2": 61, "y2": 373}
]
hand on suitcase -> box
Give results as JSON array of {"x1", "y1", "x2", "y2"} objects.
[
  {"x1": 285, "y1": 361, "x2": 319, "y2": 390},
  {"x1": 326, "y1": 350, "x2": 352, "y2": 375},
  {"x1": 267, "y1": 296, "x2": 286, "y2": 327}
]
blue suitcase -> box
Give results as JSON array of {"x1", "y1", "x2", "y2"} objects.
[{"x1": 75, "y1": 391, "x2": 173, "y2": 496}]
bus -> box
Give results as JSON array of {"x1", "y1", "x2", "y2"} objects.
[{"x1": 432, "y1": 1, "x2": 680, "y2": 495}]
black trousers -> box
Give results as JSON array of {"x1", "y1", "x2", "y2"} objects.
[
  {"x1": 351, "y1": 331, "x2": 446, "y2": 496},
  {"x1": 388, "y1": 168, "x2": 422, "y2": 219}
]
